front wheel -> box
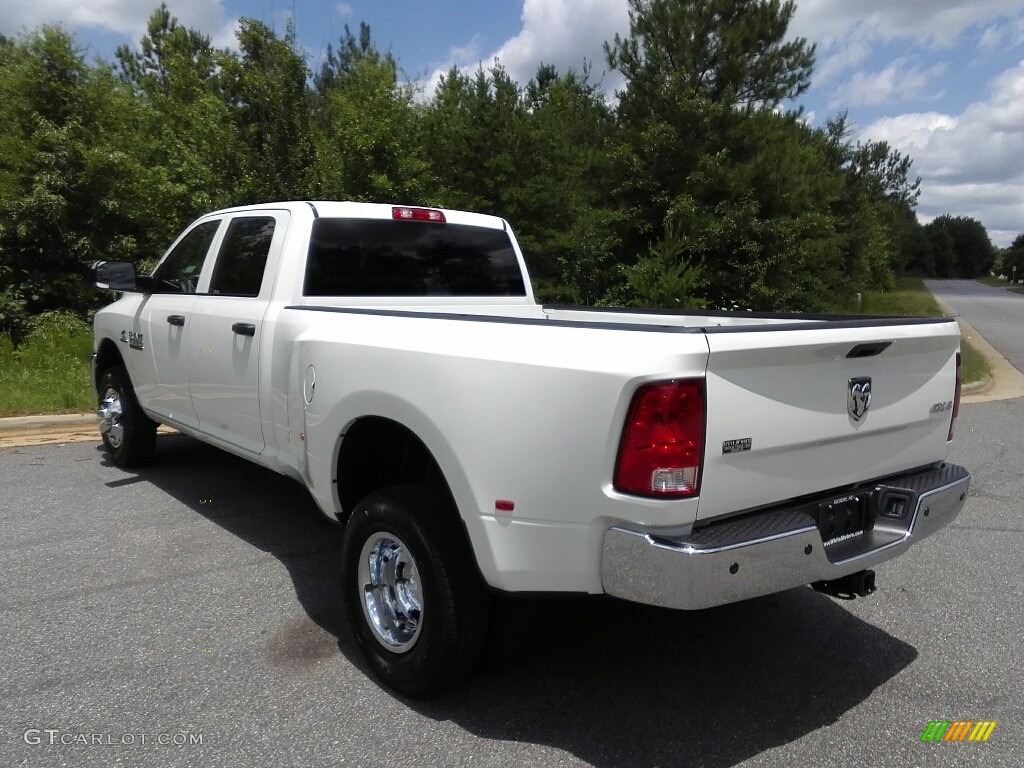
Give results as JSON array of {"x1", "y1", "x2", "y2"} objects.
[
  {"x1": 98, "y1": 366, "x2": 156, "y2": 468},
  {"x1": 341, "y1": 486, "x2": 488, "y2": 696}
]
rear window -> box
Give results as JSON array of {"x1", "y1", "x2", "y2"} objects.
[{"x1": 303, "y1": 218, "x2": 526, "y2": 297}]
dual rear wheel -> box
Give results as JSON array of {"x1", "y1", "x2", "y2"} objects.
[{"x1": 341, "y1": 487, "x2": 490, "y2": 696}]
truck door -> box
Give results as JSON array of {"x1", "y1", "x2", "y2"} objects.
[
  {"x1": 186, "y1": 212, "x2": 289, "y2": 455},
  {"x1": 130, "y1": 218, "x2": 222, "y2": 428}
]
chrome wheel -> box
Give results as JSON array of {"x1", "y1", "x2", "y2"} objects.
[
  {"x1": 98, "y1": 386, "x2": 124, "y2": 449},
  {"x1": 358, "y1": 532, "x2": 424, "y2": 653}
]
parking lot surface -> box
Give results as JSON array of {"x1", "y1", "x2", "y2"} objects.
[{"x1": 1, "y1": 396, "x2": 1021, "y2": 767}]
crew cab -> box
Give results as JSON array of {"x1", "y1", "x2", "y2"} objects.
[{"x1": 91, "y1": 201, "x2": 970, "y2": 694}]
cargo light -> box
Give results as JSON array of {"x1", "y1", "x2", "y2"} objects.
[
  {"x1": 948, "y1": 351, "x2": 962, "y2": 441},
  {"x1": 392, "y1": 206, "x2": 446, "y2": 223},
  {"x1": 614, "y1": 379, "x2": 705, "y2": 498}
]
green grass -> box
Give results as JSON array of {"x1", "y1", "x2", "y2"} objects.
[
  {"x1": 976, "y1": 275, "x2": 1024, "y2": 293},
  {"x1": 0, "y1": 312, "x2": 96, "y2": 417},
  {"x1": 960, "y1": 338, "x2": 987, "y2": 385},
  {"x1": 975, "y1": 275, "x2": 1005, "y2": 287},
  {"x1": 859, "y1": 277, "x2": 945, "y2": 317},
  {"x1": 860, "y1": 277, "x2": 989, "y2": 386}
]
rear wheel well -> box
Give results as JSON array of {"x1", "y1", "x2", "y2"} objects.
[{"x1": 336, "y1": 417, "x2": 447, "y2": 521}]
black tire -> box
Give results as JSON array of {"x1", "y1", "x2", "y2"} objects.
[
  {"x1": 97, "y1": 366, "x2": 157, "y2": 468},
  {"x1": 341, "y1": 486, "x2": 489, "y2": 696}
]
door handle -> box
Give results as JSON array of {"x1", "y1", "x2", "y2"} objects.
[
  {"x1": 167, "y1": 314, "x2": 185, "y2": 326},
  {"x1": 232, "y1": 322, "x2": 256, "y2": 337}
]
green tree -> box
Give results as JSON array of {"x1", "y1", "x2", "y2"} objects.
[
  {"x1": 221, "y1": 19, "x2": 313, "y2": 202},
  {"x1": 606, "y1": 0, "x2": 815, "y2": 120},
  {"x1": 808, "y1": 113, "x2": 923, "y2": 291},
  {"x1": 516, "y1": 64, "x2": 621, "y2": 297},
  {"x1": 999, "y1": 234, "x2": 1024, "y2": 279},
  {"x1": 115, "y1": 3, "x2": 221, "y2": 102},
  {"x1": 602, "y1": 0, "x2": 835, "y2": 310},
  {"x1": 843, "y1": 126, "x2": 920, "y2": 281},
  {"x1": 422, "y1": 62, "x2": 621, "y2": 300},
  {"x1": 0, "y1": 27, "x2": 153, "y2": 335},
  {"x1": 599, "y1": 0, "x2": 928, "y2": 310},
  {"x1": 115, "y1": 5, "x2": 239, "y2": 250},
  {"x1": 309, "y1": 24, "x2": 432, "y2": 202},
  {"x1": 924, "y1": 225, "x2": 956, "y2": 278},
  {"x1": 423, "y1": 63, "x2": 528, "y2": 214},
  {"x1": 923, "y1": 215, "x2": 994, "y2": 278},
  {"x1": 313, "y1": 21, "x2": 396, "y2": 97}
]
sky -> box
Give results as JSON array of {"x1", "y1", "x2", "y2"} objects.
[{"x1": 2, "y1": 0, "x2": 1023, "y2": 247}]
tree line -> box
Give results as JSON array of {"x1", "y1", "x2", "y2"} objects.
[{"x1": 0, "y1": 0, "x2": 1006, "y2": 339}]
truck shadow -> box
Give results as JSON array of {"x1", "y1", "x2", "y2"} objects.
[
  {"x1": 100, "y1": 434, "x2": 350, "y2": 648},
  {"x1": 416, "y1": 592, "x2": 916, "y2": 768},
  {"x1": 114, "y1": 434, "x2": 916, "y2": 768}
]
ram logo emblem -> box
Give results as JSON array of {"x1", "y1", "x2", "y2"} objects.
[{"x1": 848, "y1": 377, "x2": 872, "y2": 421}]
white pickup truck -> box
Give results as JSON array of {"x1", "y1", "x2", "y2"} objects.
[{"x1": 91, "y1": 201, "x2": 970, "y2": 694}]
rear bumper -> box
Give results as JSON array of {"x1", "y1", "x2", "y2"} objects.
[{"x1": 601, "y1": 463, "x2": 970, "y2": 610}]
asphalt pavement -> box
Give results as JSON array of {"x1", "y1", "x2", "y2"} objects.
[
  {"x1": 2, "y1": 282, "x2": 1022, "y2": 767},
  {"x1": 926, "y1": 279, "x2": 1024, "y2": 375}
]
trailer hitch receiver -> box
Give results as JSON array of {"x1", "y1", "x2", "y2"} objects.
[{"x1": 812, "y1": 569, "x2": 876, "y2": 600}]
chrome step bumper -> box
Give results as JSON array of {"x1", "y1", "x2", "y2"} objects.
[{"x1": 601, "y1": 464, "x2": 970, "y2": 610}]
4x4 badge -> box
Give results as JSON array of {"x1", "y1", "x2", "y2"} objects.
[{"x1": 848, "y1": 377, "x2": 872, "y2": 421}]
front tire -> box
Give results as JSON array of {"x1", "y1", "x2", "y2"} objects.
[
  {"x1": 98, "y1": 366, "x2": 157, "y2": 468},
  {"x1": 341, "y1": 486, "x2": 488, "y2": 696}
]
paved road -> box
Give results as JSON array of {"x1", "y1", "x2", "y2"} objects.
[
  {"x1": 1, "y1": 413, "x2": 1021, "y2": 767},
  {"x1": 926, "y1": 279, "x2": 1024, "y2": 374}
]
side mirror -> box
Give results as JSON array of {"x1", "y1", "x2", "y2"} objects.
[{"x1": 93, "y1": 261, "x2": 149, "y2": 292}]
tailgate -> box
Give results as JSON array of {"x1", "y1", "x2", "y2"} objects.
[{"x1": 697, "y1": 319, "x2": 961, "y2": 521}]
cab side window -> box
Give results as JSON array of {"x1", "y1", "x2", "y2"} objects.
[
  {"x1": 154, "y1": 220, "x2": 220, "y2": 294},
  {"x1": 208, "y1": 217, "x2": 276, "y2": 297}
]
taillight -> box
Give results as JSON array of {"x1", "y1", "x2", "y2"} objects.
[
  {"x1": 392, "y1": 206, "x2": 446, "y2": 222},
  {"x1": 614, "y1": 379, "x2": 705, "y2": 498},
  {"x1": 948, "y1": 351, "x2": 962, "y2": 441}
]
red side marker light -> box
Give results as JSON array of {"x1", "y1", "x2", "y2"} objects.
[
  {"x1": 392, "y1": 206, "x2": 446, "y2": 223},
  {"x1": 495, "y1": 500, "x2": 515, "y2": 513}
]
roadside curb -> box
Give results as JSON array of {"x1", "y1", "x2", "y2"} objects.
[
  {"x1": 961, "y1": 374, "x2": 992, "y2": 395},
  {"x1": 0, "y1": 412, "x2": 96, "y2": 430},
  {"x1": 0, "y1": 412, "x2": 177, "y2": 449}
]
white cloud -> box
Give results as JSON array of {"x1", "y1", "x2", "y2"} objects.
[
  {"x1": 791, "y1": 0, "x2": 1024, "y2": 49},
  {"x1": 448, "y1": 34, "x2": 483, "y2": 64},
  {"x1": 815, "y1": 39, "x2": 872, "y2": 85},
  {"x1": 977, "y1": 24, "x2": 1005, "y2": 49},
  {"x1": 421, "y1": 0, "x2": 629, "y2": 98},
  {"x1": 335, "y1": 3, "x2": 353, "y2": 20},
  {"x1": 0, "y1": 0, "x2": 231, "y2": 45},
  {"x1": 862, "y1": 61, "x2": 1024, "y2": 245},
  {"x1": 211, "y1": 17, "x2": 240, "y2": 51},
  {"x1": 830, "y1": 59, "x2": 946, "y2": 108},
  {"x1": 487, "y1": 0, "x2": 628, "y2": 83},
  {"x1": 793, "y1": 1, "x2": 1024, "y2": 90}
]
